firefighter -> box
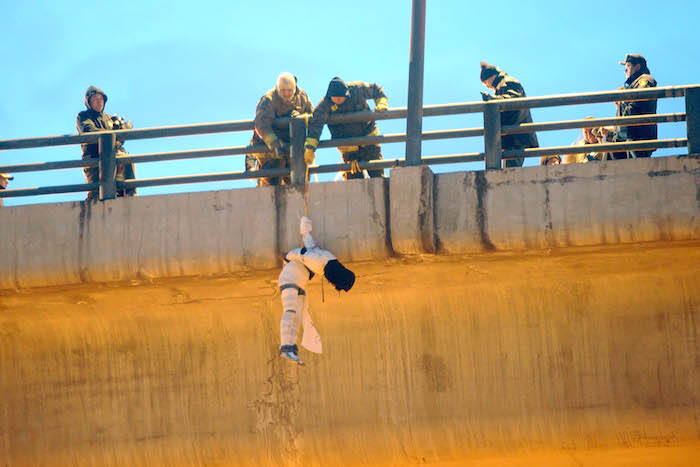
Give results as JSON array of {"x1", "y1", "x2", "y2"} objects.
[
  {"x1": 246, "y1": 72, "x2": 313, "y2": 186},
  {"x1": 304, "y1": 77, "x2": 388, "y2": 180},
  {"x1": 480, "y1": 62, "x2": 539, "y2": 168}
]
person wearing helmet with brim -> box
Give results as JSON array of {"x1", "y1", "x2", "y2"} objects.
[
  {"x1": 598, "y1": 54, "x2": 658, "y2": 159},
  {"x1": 76, "y1": 86, "x2": 137, "y2": 199}
]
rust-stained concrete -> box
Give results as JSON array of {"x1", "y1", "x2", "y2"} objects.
[
  {"x1": 1, "y1": 240, "x2": 698, "y2": 465},
  {"x1": 1, "y1": 156, "x2": 697, "y2": 289}
]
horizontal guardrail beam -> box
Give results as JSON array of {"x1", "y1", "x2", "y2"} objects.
[
  {"x1": 0, "y1": 182, "x2": 99, "y2": 198},
  {"x1": 1, "y1": 84, "x2": 696, "y2": 202},
  {"x1": 502, "y1": 113, "x2": 686, "y2": 135},
  {"x1": 497, "y1": 85, "x2": 690, "y2": 112},
  {"x1": 307, "y1": 151, "x2": 486, "y2": 176},
  {"x1": 115, "y1": 120, "x2": 255, "y2": 141},
  {"x1": 0, "y1": 158, "x2": 97, "y2": 174},
  {"x1": 3, "y1": 86, "x2": 693, "y2": 152},
  {"x1": 503, "y1": 138, "x2": 688, "y2": 160},
  {"x1": 117, "y1": 144, "x2": 268, "y2": 164},
  {"x1": 119, "y1": 167, "x2": 290, "y2": 189},
  {"x1": 0, "y1": 134, "x2": 96, "y2": 151},
  {"x1": 0, "y1": 120, "x2": 256, "y2": 151}
]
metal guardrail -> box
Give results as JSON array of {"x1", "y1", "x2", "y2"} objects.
[{"x1": 1, "y1": 85, "x2": 699, "y2": 201}]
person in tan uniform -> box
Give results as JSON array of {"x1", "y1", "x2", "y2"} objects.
[{"x1": 246, "y1": 72, "x2": 313, "y2": 186}]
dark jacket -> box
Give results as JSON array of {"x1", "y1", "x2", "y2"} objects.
[
  {"x1": 76, "y1": 109, "x2": 119, "y2": 156},
  {"x1": 616, "y1": 68, "x2": 657, "y2": 142},
  {"x1": 76, "y1": 86, "x2": 119, "y2": 157},
  {"x1": 307, "y1": 81, "x2": 386, "y2": 142},
  {"x1": 488, "y1": 71, "x2": 539, "y2": 150},
  {"x1": 252, "y1": 84, "x2": 313, "y2": 147}
]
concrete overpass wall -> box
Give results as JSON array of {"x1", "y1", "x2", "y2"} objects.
[
  {"x1": 0, "y1": 155, "x2": 697, "y2": 289},
  {"x1": 0, "y1": 155, "x2": 698, "y2": 464},
  {"x1": 0, "y1": 241, "x2": 697, "y2": 465}
]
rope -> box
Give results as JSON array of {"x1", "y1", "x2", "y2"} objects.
[
  {"x1": 304, "y1": 165, "x2": 310, "y2": 217},
  {"x1": 301, "y1": 165, "x2": 310, "y2": 250}
]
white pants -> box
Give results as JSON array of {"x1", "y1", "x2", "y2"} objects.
[{"x1": 280, "y1": 286, "x2": 305, "y2": 347}]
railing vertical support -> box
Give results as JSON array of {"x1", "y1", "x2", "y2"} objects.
[
  {"x1": 686, "y1": 86, "x2": 700, "y2": 155},
  {"x1": 98, "y1": 133, "x2": 117, "y2": 200},
  {"x1": 483, "y1": 103, "x2": 502, "y2": 170},
  {"x1": 289, "y1": 117, "x2": 307, "y2": 185},
  {"x1": 405, "y1": 0, "x2": 426, "y2": 166}
]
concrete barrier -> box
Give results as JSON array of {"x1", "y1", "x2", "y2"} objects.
[
  {"x1": 434, "y1": 155, "x2": 699, "y2": 253},
  {"x1": 0, "y1": 155, "x2": 697, "y2": 289}
]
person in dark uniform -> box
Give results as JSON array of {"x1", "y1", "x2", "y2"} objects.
[
  {"x1": 304, "y1": 77, "x2": 388, "y2": 180},
  {"x1": 600, "y1": 54, "x2": 658, "y2": 159},
  {"x1": 480, "y1": 62, "x2": 539, "y2": 168}
]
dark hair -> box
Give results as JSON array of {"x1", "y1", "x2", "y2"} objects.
[
  {"x1": 480, "y1": 62, "x2": 499, "y2": 82},
  {"x1": 324, "y1": 259, "x2": 355, "y2": 292}
]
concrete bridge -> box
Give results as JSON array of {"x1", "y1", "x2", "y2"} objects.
[{"x1": 1, "y1": 157, "x2": 698, "y2": 464}]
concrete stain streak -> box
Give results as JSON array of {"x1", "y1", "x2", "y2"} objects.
[
  {"x1": 365, "y1": 179, "x2": 385, "y2": 231},
  {"x1": 474, "y1": 172, "x2": 496, "y2": 251},
  {"x1": 647, "y1": 170, "x2": 680, "y2": 178},
  {"x1": 382, "y1": 178, "x2": 395, "y2": 256},
  {"x1": 416, "y1": 168, "x2": 435, "y2": 253},
  {"x1": 77, "y1": 200, "x2": 91, "y2": 282},
  {"x1": 274, "y1": 186, "x2": 286, "y2": 266},
  {"x1": 432, "y1": 172, "x2": 442, "y2": 253},
  {"x1": 543, "y1": 185, "x2": 554, "y2": 246}
]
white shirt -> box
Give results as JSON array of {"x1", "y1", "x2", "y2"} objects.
[{"x1": 278, "y1": 233, "x2": 336, "y2": 290}]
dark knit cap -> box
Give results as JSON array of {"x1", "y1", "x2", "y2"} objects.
[
  {"x1": 480, "y1": 62, "x2": 500, "y2": 82},
  {"x1": 326, "y1": 77, "x2": 350, "y2": 98},
  {"x1": 324, "y1": 259, "x2": 355, "y2": 292}
]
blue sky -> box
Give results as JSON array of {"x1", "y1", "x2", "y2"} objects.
[{"x1": 1, "y1": 0, "x2": 698, "y2": 205}]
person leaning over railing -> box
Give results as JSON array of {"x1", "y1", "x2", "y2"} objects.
[
  {"x1": 76, "y1": 86, "x2": 136, "y2": 200},
  {"x1": 246, "y1": 72, "x2": 313, "y2": 187},
  {"x1": 304, "y1": 77, "x2": 388, "y2": 180},
  {"x1": 599, "y1": 54, "x2": 658, "y2": 159},
  {"x1": 540, "y1": 117, "x2": 610, "y2": 166},
  {"x1": 480, "y1": 62, "x2": 539, "y2": 168},
  {"x1": 0, "y1": 173, "x2": 13, "y2": 207}
]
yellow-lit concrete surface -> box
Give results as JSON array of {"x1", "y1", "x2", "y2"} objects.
[{"x1": 1, "y1": 240, "x2": 698, "y2": 465}]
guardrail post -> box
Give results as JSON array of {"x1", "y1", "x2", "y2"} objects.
[
  {"x1": 289, "y1": 117, "x2": 307, "y2": 185},
  {"x1": 405, "y1": 0, "x2": 426, "y2": 166},
  {"x1": 98, "y1": 133, "x2": 117, "y2": 200},
  {"x1": 686, "y1": 86, "x2": 700, "y2": 155},
  {"x1": 483, "y1": 102, "x2": 502, "y2": 169}
]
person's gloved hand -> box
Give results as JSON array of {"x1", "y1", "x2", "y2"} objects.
[
  {"x1": 480, "y1": 91, "x2": 493, "y2": 102},
  {"x1": 350, "y1": 160, "x2": 362, "y2": 175},
  {"x1": 300, "y1": 216, "x2": 313, "y2": 236},
  {"x1": 271, "y1": 139, "x2": 286, "y2": 158},
  {"x1": 304, "y1": 148, "x2": 316, "y2": 165},
  {"x1": 375, "y1": 97, "x2": 388, "y2": 112}
]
